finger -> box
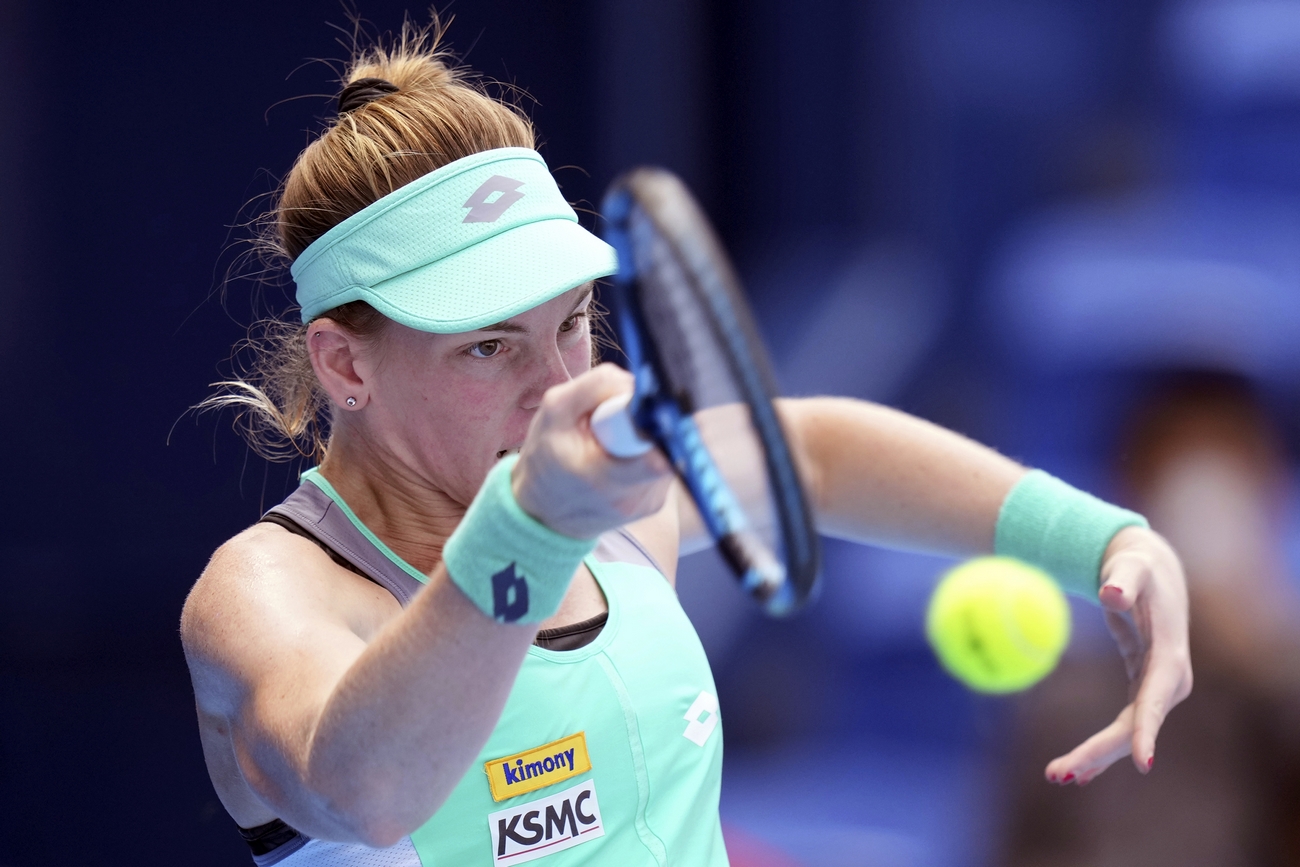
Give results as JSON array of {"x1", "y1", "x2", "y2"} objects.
[
  {"x1": 1130, "y1": 648, "x2": 1191, "y2": 773},
  {"x1": 541, "y1": 363, "x2": 633, "y2": 422},
  {"x1": 591, "y1": 393, "x2": 653, "y2": 458},
  {"x1": 1098, "y1": 551, "x2": 1147, "y2": 613},
  {"x1": 1044, "y1": 703, "x2": 1136, "y2": 785},
  {"x1": 1128, "y1": 553, "x2": 1192, "y2": 771},
  {"x1": 1103, "y1": 608, "x2": 1147, "y2": 685},
  {"x1": 1103, "y1": 608, "x2": 1144, "y2": 663}
]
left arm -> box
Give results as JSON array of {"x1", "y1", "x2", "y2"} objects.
[
  {"x1": 672, "y1": 396, "x2": 1024, "y2": 557},
  {"x1": 676, "y1": 396, "x2": 1191, "y2": 782},
  {"x1": 778, "y1": 397, "x2": 1024, "y2": 554}
]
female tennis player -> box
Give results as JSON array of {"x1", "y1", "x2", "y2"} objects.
[{"x1": 181, "y1": 21, "x2": 1191, "y2": 867}]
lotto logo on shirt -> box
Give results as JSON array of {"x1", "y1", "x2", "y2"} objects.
[
  {"x1": 488, "y1": 780, "x2": 605, "y2": 865},
  {"x1": 485, "y1": 732, "x2": 592, "y2": 801}
]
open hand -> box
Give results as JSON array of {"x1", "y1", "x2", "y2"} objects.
[{"x1": 1043, "y1": 526, "x2": 1192, "y2": 785}]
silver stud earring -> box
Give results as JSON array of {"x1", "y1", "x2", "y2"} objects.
[{"x1": 346, "y1": 397, "x2": 357, "y2": 407}]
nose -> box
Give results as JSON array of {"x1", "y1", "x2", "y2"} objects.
[{"x1": 519, "y1": 340, "x2": 574, "y2": 409}]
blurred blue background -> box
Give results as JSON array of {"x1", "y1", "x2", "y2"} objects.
[{"x1": 4, "y1": 1, "x2": 1300, "y2": 864}]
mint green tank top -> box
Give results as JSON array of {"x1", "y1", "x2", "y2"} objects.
[
  {"x1": 414, "y1": 557, "x2": 727, "y2": 866},
  {"x1": 266, "y1": 472, "x2": 729, "y2": 867}
]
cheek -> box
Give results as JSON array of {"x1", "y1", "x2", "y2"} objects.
[
  {"x1": 395, "y1": 374, "x2": 517, "y2": 497},
  {"x1": 563, "y1": 332, "x2": 594, "y2": 375},
  {"x1": 448, "y1": 381, "x2": 506, "y2": 426},
  {"x1": 371, "y1": 353, "x2": 473, "y2": 434},
  {"x1": 409, "y1": 375, "x2": 505, "y2": 438}
]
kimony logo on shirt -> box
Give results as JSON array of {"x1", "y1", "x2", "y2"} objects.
[
  {"x1": 485, "y1": 732, "x2": 592, "y2": 802},
  {"x1": 488, "y1": 779, "x2": 605, "y2": 866}
]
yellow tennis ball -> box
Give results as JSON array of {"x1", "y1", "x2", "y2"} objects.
[{"x1": 925, "y1": 556, "x2": 1071, "y2": 694}]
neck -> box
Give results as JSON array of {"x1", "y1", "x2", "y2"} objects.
[{"x1": 315, "y1": 431, "x2": 466, "y2": 577}]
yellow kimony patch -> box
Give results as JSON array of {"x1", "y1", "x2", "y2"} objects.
[{"x1": 485, "y1": 732, "x2": 592, "y2": 802}]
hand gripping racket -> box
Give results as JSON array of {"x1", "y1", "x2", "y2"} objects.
[{"x1": 591, "y1": 168, "x2": 821, "y2": 616}]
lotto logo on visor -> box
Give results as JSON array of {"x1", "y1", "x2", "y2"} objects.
[
  {"x1": 485, "y1": 732, "x2": 592, "y2": 802},
  {"x1": 463, "y1": 175, "x2": 525, "y2": 223},
  {"x1": 488, "y1": 780, "x2": 605, "y2": 865}
]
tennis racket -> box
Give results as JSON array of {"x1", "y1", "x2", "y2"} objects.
[{"x1": 590, "y1": 168, "x2": 821, "y2": 617}]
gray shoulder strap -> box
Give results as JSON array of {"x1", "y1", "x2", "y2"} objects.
[
  {"x1": 266, "y1": 484, "x2": 669, "y2": 608},
  {"x1": 264, "y1": 483, "x2": 425, "y2": 608}
]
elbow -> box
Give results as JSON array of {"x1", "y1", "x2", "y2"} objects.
[
  {"x1": 305, "y1": 786, "x2": 428, "y2": 849},
  {"x1": 246, "y1": 768, "x2": 423, "y2": 849},
  {"x1": 291, "y1": 798, "x2": 414, "y2": 849},
  {"x1": 346, "y1": 817, "x2": 409, "y2": 851}
]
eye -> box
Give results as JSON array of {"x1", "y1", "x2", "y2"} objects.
[
  {"x1": 559, "y1": 311, "x2": 587, "y2": 334},
  {"x1": 468, "y1": 340, "x2": 503, "y2": 358}
]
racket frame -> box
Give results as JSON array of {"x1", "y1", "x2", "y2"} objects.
[{"x1": 600, "y1": 170, "x2": 821, "y2": 616}]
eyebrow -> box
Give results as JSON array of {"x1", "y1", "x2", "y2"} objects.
[{"x1": 475, "y1": 285, "x2": 594, "y2": 335}]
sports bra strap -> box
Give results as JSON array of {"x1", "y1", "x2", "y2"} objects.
[
  {"x1": 262, "y1": 478, "x2": 666, "y2": 610},
  {"x1": 263, "y1": 482, "x2": 424, "y2": 606}
]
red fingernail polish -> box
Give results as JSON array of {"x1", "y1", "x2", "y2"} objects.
[
  {"x1": 1062, "y1": 773, "x2": 1075, "y2": 783},
  {"x1": 1147, "y1": 756, "x2": 1154, "y2": 771}
]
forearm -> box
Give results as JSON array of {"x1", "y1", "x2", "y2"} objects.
[
  {"x1": 244, "y1": 573, "x2": 535, "y2": 846},
  {"x1": 782, "y1": 397, "x2": 1026, "y2": 556}
]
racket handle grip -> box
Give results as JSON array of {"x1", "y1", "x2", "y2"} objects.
[{"x1": 591, "y1": 393, "x2": 654, "y2": 458}]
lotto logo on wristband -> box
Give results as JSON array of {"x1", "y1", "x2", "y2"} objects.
[
  {"x1": 493, "y1": 563, "x2": 530, "y2": 622},
  {"x1": 488, "y1": 780, "x2": 604, "y2": 865}
]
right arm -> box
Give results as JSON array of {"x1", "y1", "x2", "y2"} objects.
[
  {"x1": 182, "y1": 365, "x2": 673, "y2": 847},
  {"x1": 183, "y1": 528, "x2": 537, "y2": 847}
]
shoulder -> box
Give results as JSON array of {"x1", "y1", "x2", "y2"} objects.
[
  {"x1": 181, "y1": 522, "x2": 398, "y2": 711},
  {"x1": 182, "y1": 522, "x2": 323, "y2": 645}
]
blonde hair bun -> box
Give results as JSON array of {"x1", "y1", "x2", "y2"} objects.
[
  {"x1": 202, "y1": 15, "x2": 538, "y2": 462},
  {"x1": 336, "y1": 77, "x2": 400, "y2": 115}
]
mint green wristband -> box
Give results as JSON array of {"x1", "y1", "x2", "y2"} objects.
[
  {"x1": 994, "y1": 469, "x2": 1148, "y2": 600},
  {"x1": 442, "y1": 455, "x2": 597, "y2": 624}
]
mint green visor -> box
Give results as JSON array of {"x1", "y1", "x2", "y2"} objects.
[{"x1": 290, "y1": 147, "x2": 617, "y2": 332}]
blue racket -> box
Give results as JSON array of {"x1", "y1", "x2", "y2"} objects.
[{"x1": 590, "y1": 168, "x2": 821, "y2": 616}]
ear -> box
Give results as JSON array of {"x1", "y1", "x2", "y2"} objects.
[{"x1": 306, "y1": 319, "x2": 373, "y2": 411}]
